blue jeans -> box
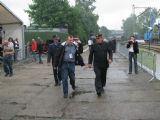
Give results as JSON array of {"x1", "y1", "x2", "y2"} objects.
[
  {"x1": 129, "y1": 52, "x2": 138, "y2": 73},
  {"x1": 3, "y1": 55, "x2": 13, "y2": 75},
  {"x1": 61, "y1": 62, "x2": 75, "y2": 95},
  {"x1": 32, "y1": 52, "x2": 37, "y2": 61},
  {"x1": 38, "y1": 53, "x2": 43, "y2": 63}
]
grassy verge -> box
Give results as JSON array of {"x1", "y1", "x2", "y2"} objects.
[{"x1": 137, "y1": 49, "x2": 155, "y2": 70}]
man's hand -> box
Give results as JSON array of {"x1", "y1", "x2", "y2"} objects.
[
  {"x1": 108, "y1": 59, "x2": 112, "y2": 64},
  {"x1": 87, "y1": 64, "x2": 92, "y2": 68}
]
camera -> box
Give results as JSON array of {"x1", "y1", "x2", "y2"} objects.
[{"x1": 128, "y1": 40, "x2": 133, "y2": 44}]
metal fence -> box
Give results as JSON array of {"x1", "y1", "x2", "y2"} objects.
[{"x1": 117, "y1": 42, "x2": 158, "y2": 81}]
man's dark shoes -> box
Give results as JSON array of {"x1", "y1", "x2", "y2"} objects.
[
  {"x1": 5, "y1": 74, "x2": 9, "y2": 77},
  {"x1": 101, "y1": 88, "x2": 104, "y2": 93},
  {"x1": 72, "y1": 85, "x2": 76, "y2": 90},
  {"x1": 9, "y1": 73, "x2": 13, "y2": 77},
  {"x1": 97, "y1": 92, "x2": 101, "y2": 97},
  {"x1": 128, "y1": 72, "x2": 132, "y2": 74},
  {"x1": 54, "y1": 83, "x2": 59, "y2": 86},
  {"x1": 64, "y1": 94, "x2": 68, "y2": 98}
]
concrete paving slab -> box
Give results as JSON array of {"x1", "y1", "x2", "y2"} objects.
[
  {"x1": 0, "y1": 104, "x2": 25, "y2": 120},
  {"x1": 17, "y1": 86, "x2": 66, "y2": 118},
  {"x1": 64, "y1": 102, "x2": 160, "y2": 120}
]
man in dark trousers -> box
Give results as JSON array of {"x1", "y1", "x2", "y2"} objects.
[
  {"x1": 54, "y1": 35, "x2": 81, "y2": 98},
  {"x1": 48, "y1": 35, "x2": 61, "y2": 86},
  {"x1": 126, "y1": 36, "x2": 139, "y2": 74},
  {"x1": 88, "y1": 34, "x2": 113, "y2": 97}
]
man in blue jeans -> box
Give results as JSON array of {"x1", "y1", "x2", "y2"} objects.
[
  {"x1": 3, "y1": 40, "x2": 14, "y2": 77},
  {"x1": 54, "y1": 35, "x2": 79, "y2": 98},
  {"x1": 126, "y1": 36, "x2": 139, "y2": 74}
]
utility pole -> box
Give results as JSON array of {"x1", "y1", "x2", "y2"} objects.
[{"x1": 132, "y1": 4, "x2": 149, "y2": 15}]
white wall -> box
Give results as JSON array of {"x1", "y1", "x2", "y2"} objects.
[{"x1": 3, "y1": 24, "x2": 24, "y2": 60}]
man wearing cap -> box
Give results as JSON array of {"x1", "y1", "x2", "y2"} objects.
[
  {"x1": 3, "y1": 40, "x2": 14, "y2": 77},
  {"x1": 48, "y1": 35, "x2": 61, "y2": 86},
  {"x1": 88, "y1": 34, "x2": 113, "y2": 97}
]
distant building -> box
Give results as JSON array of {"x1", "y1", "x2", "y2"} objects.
[{"x1": 109, "y1": 30, "x2": 124, "y2": 40}]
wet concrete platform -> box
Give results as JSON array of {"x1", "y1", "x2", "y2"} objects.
[{"x1": 0, "y1": 51, "x2": 160, "y2": 120}]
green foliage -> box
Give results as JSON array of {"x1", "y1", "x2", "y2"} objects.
[
  {"x1": 122, "y1": 14, "x2": 138, "y2": 39},
  {"x1": 122, "y1": 8, "x2": 159, "y2": 40},
  {"x1": 26, "y1": 0, "x2": 70, "y2": 28},
  {"x1": 25, "y1": 0, "x2": 99, "y2": 44}
]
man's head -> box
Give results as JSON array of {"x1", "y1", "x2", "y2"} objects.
[
  {"x1": 32, "y1": 39, "x2": 35, "y2": 42},
  {"x1": 8, "y1": 37, "x2": 13, "y2": 42},
  {"x1": 52, "y1": 35, "x2": 58, "y2": 43},
  {"x1": 130, "y1": 36, "x2": 135, "y2": 41},
  {"x1": 96, "y1": 34, "x2": 104, "y2": 44},
  {"x1": 66, "y1": 35, "x2": 74, "y2": 44}
]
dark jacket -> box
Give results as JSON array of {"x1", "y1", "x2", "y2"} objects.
[
  {"x1": 37, "y1": 42, "x2": 43, "y2": 54},
  {"x1": 48, "y1": 43, "x2": 61, "y2": 64},
  {"x1": 126, "y1": 41, "x2": 139, "y2": 54},
  {"x1": 88, "y1": 42, "x2": 113, "y2": 68},
  {"x1": 54, "y1": 42, "x2": 84, "y2": 67}
]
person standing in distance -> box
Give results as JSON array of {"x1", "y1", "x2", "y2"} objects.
[
  {"x1": 88, "y1": 34, "x2": 113, "y2": 97},
  {"x1": 126, "y1": 36, "x2": 139, "y2": 74}
]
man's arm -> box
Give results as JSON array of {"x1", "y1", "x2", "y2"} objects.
[
  {"x1": 47, "y1": 45, "x2": 52, "y2": 63},
  {"x1": 88, "y1": 45, "x2": 94, "y2": 67},
  {"x1": 54, "y1": 45, "x2": 63, "y2": 67},
  {"x1": 107, "y1": 43, "x2": 113, "y2": 63}
]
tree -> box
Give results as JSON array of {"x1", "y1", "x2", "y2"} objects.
[
  {"x1": 75, "y1": 0, "x2": 99, "y2": 36},
  {"x1": 26, "y1": 0, "x2": 70, "y2": 27},
  {"x1": 122, "y1": 14, "x2": 138, "y2": 39},
  {"x1": 122, "y1": 8, "x2": 159, "y2": 40},
  {"x1": 26, "y1": 0, "x2": 99, "y2": 43}
]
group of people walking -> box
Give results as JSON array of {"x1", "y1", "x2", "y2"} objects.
[
  {"x1": 48, "y1": 35, "x2": 85, "y2": 98},
  {"x1": 1, "y1": 33, "x2": 139, "y2": 99},
  {"x1": 49, "y1": 34, "x2": 139, "y2": 98},
  {"x1": 48, "y1": 34, "x2": 113, "y2": 98}
]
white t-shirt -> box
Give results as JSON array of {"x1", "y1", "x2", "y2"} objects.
[
  {"x1": 8, "y1": 42, "x2": 14, "y2": 49},
  {"x1": 88, "y1": 40, "x2": 93, "y2": 46},
  {"x1": 128, "y1": 44, "x2": 134, "y2": 52}
]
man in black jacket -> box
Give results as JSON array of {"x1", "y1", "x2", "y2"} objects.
[
  {"x1": 88, "y1": 34, "x2": 113, "y2": 97},
  {"x1": 126, "y1": 36, "x2": 139, "y2": 74},
  {"x1": 48, "y1": 35, "x2": 61, "y2": 86},
  {"x1": 54, "y1": 35, "x2": 80, "y2": 98}
]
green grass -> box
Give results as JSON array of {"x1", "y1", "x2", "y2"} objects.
[{"x1": 137, "y1": 50, "x2": 155, "y2": 70}]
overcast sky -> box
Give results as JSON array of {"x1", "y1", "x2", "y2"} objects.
[{"x1": 1, "y1": 0, "x2": 160, "y2": 30}]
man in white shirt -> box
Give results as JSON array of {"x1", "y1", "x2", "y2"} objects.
[{"x1": 88, "y1": 39, "x2": 93, "y2": 51}]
